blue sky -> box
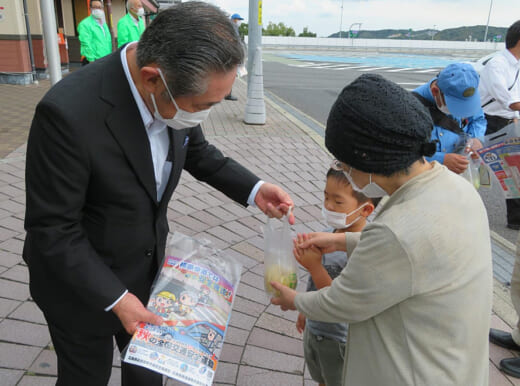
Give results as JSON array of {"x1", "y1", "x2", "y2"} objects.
[{"x1": 206, "y1": 0, "x2": 520, "y2": 38}]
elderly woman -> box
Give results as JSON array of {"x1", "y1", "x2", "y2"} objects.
[{"x1": 271, "y1": 74, "x2": 492, "y2": 385}]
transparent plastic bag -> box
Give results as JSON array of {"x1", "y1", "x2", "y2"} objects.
[
  {"x1": 262, "y1": 209, "x2": 298, "y2": 297},
  {"x1": 461, "y1": 155, "x2": 481, "y2": 190},
  {"x1": 458, "y1": 135, "x2": 482, "y2": 190},
  {"x1": 122, "y1": 232, "x2": 242, "y2": 386}
]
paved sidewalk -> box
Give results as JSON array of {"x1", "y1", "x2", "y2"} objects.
[{"x1": 0, "y1": 76, "x2": 519, "y2": 385}]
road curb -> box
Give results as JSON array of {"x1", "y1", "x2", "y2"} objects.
[
  {"x1": 237, "y1": 77, "x2": 328, "y2": 153},
  {"x1": 491, "y1": 230, "x2": 516, "y2": 256}
]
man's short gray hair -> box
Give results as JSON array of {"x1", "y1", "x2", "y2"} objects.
[
  {"x1": 126, "y1": 0, "x2": 138, "y2": 12},
  {"x1": 136, "y1": 1, "x2": 244, "y2": 97}
]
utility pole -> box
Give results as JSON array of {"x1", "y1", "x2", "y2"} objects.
[
  {"x1": 247, "y1": 0, "x2": 262, "y2": 82},
  {"x1": 339, "y1": 0, "x2": 344, "y2": 39},
  {"x1": 244, "y1": 0, "x2": 265, "y2": 125},
  {"x1": 40, "y1": 0, "x2": 62, "y2": 85},
  {"x1": 484, "y1": 0, "x2": 493, "y2": 42}
]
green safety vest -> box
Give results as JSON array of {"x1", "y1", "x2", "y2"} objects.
[
  {"x1": 117, "y1": 13, "x2": 145, "y2": 48},
  {"x1": 77, "y1": 15, "x2": 112, "y2": 62}
]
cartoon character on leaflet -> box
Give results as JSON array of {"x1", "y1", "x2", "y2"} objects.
[
  {"x1": 199, "y1": 327, "x2": 222, "y2": 354},
  {"x1": 173, "y1": 290, "x2": 198, "y2": 317},
  {"x1": 152, "y1": 291, "x2": 176, "y2": 318},
  {"x1": 198, "y1": 284, "x2": 211, "y2": 305}
]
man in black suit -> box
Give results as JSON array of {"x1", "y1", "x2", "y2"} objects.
[{"x1": 23, "y1": 3, "x2": 293, "y2": 385}]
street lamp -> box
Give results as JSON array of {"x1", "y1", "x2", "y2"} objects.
[
  {"x1": 483, "y1": 0, "x2": 493, "y2": 42},
  {"x1": 339, "y1": 0, "x2": 344, "y2": 39},
  {"x1": 431, "y1": 24, "x2": 436, "y2": 41}
]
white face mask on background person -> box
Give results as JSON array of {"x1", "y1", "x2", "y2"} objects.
[
  {"x1": 344, "y1": 168, "x2": 388, "y2": 198},
  {"x1": 91, "y1": 9, "x2": 105, "y2": 19},
  {"x1": 321, "y1": 203, "x2": 368, "y2": 229},
  {"x1": 136, "y1": 7, "x2": 145, "y2": 17},
  {"x1": 151, "y1": 68, "x2": 212, "y2": 130}
]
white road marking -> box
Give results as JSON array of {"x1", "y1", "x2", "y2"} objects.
[
  {"x1": 386, "y1": 68, "x2": 416, "y2": 72},
  {"x1": 357, "y1": 66, "x2": 393, "y2": 72}
]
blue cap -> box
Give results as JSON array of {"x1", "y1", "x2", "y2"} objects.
[
  {"x1": 231, "y1": 13, "x2": 244, "y2": 20},
  {"x1": 436, "y1": 63, "x2": 481, "y2": 119}
]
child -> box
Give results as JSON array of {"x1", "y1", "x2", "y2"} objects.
[{"x1": 294, "y1": 168, "x2": 378, "y2": 386}]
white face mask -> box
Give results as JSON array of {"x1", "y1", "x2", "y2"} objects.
[
  {"x1": 321, "y1": 203, "x2": 368, "y2": 229},
  {"x1": 136, "y1": 7, "x2": 145, "y2": 17},
  {"x1": 91, "y1": 9, "x2": 105, "y2": 19},
  {"x1": 151, "y1": 68, "x2": 212, "y2": 130},
  {"x1": 344, "y1": 168, "x2": 387, "y2": 198}
]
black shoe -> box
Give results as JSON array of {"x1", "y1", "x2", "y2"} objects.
[
  {"x1": 224, "y1": 95, "x2": 238, "y2": 101},
  {"x1": 489, "y1": 328, "x2": 520, "y2": 351},
  {"x1": 507, "y1": 223, "x2": 520, "y2": 230},
  {"x1": 501, "y1": 357, "x2": 520, "y2": 378}
]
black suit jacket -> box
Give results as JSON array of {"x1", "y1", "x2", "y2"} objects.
[{"x1": 23, "y1": 50, "x2": 259, "y2": 334}]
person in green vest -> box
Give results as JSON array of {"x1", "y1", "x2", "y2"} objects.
[
  {"x1": 117, "y1": 0, "x2": 146, "y2": 48},
  {"x1": 77, "y1": 0, "x2": 112, "y2": 65}
]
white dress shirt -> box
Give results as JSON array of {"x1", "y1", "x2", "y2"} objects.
[
  {"x1": 121, "y1": 43, "x2": 172, "y2": 202},
  {"x1": 480, "y1": 49, "x2": 520, "y2": 119},
  {"x1": 106, "y1": 44, "x2": 263, "y2": 311}
]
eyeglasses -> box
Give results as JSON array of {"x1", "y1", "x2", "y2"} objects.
[{"x1": 331, "y1": 159, "x2": 348, "y2": 172}]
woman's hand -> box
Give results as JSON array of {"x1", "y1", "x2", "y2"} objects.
[
  {"x1": 296, "y1": 232, "x2": 347, "y2": 254},
  {"x1": 270, "y1": 282, "x2": 297, "y2": 311}
]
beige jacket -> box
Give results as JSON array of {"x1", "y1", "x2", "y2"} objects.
[{"x1": 295, "y1": 162, "x2": 492, "y2": 385}]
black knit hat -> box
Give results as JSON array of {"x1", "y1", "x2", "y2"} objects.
[{"x1": 325, "y1": 74, "x2": 436, "y2": 175}]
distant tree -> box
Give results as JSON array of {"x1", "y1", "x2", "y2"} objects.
[
  {"x1": 239, "y1": 22, "x2": 248, "y2": 37},
  {"x1": 263, "y1": 22, "x2": 296, "y2": 36},
  {"x1": 299, "y1": 27, "x2": 317, "y2": 37}
]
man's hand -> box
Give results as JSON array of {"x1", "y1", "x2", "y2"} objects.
[
  {"x1": 443, "y1": 153, "x2": 469, "y2": 174},
  {"x1": 255, "y1": 182, "x2": 295, "y2": 224},
  {"x1": 296, "y1": 312, "x2": 306, "y2": 334},
  {"x1": 293, "y1": 233, "x2": 322, "y2": 272},
  {"x1": 297, "y1": 232, "x2": 346, "y2": 254},
  {"x1": 270, "y1": 281, "x2": 297, "y2": 311},
  {"x1": 112, "y1": 292, "x2": 164, "y2": 335}
]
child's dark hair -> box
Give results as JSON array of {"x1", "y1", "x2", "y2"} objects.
[{"x1": 326, "y1": 169, "x2": 381, "y2": 207}]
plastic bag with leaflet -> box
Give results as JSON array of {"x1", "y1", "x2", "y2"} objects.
[
  {"x1": 122, "y1": 232, "x2": 242, "y2": 386},
  {"x1": 263, "y1": 208, "x2": 298, "y2": 297},
  {"x1": 477, "y1": 122, "x2": 520, "y2": 198}
]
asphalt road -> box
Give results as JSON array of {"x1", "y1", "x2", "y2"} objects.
[{"x1": 262, "y1": 51, "x2": 518, "y2": 245}]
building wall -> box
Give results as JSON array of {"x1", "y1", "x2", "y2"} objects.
[
  {"x1": 26, "y1": 0, "x2": 43, "y2": 35},
  {"x1": 112, "y1": 1, "x2": 127, "y2": 37},
  {"x1": 0, "y1": 0, "x2": 135, "y2": 81},
  {"x1": 62, "y1": 0, "x2": 75, "y2": 36},
  {"x1": 0, "y1": 0, "x2": 32, "y2": 73}
]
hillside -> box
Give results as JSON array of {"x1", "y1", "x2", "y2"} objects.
[{"x1": 329, "y1": 25, "x2": 508, "y2": 41}]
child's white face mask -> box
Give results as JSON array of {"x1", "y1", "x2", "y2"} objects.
[{"x1": 321, "y1": 203, "x2": 368, "y2": 230}]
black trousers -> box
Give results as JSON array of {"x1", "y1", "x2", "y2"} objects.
[
  {"x1": 485, "y1": 113, "x2": 520, "y2": 225},
  {"x1": 48, "y1": 321, "x2": 163, "y2": 386},
  {"x1": 485, "y1": 113, "x2": 515, "y2": 135}
]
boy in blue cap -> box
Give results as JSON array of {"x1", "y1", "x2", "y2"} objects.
[
  {"x1": 413, "y1": 63, "x2": 486, "y2": 175},
  {"x1": 225, "y1": 13, "x2": 244, "y2": 101}
]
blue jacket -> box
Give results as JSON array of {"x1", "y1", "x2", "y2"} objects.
[{"x1": 414, "y1": 80, "x2": 486, "y2": 164}]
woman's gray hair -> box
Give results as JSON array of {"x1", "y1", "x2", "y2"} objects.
[{"x1": 136, "y1": 1, "x2": 244, "y2": 97}]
